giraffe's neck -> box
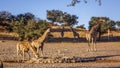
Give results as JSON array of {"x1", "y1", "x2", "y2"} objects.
[
  {"x1": 38, "y1": 28, "x2": 50, "y2": 43},
  {"x1": 20, "y1": 41, "x2": 38, "y2": 55},
  {"x1": 26, "y1": 42, "x2": 38, "y2": 57},
  {"x1": 89, "y1": 23, "x2": 100, "y2": 34}
]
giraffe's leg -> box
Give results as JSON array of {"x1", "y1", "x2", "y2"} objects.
[
  {"x1": 94, "y1": 43, "x2": 97, "y2": 51},
  {"x1": 86, "y1": 34, "x2": 91, "y2": 52},
  {"x1": 40, "y1": 47, "x2": 44, "y2": 57},
  {"x1": 18, "y1": 51, "x2": 23, "y2": 62},
  {"x1": 37, "y1": 47, "x2": 39, "y2": 55},
  {"x1": 41, "y1": 50, "x2": 43, "y2": 57},
  {"x1": 17, "y1": 43, "x2": 21, "y2": 62},
  {"x1": 40, "y1": 43, "x2": 44, "y2": 57},
  {"x1": 93, "y1": 39, "x2": 97, "y2": 51},
  {"x1": 87, "y1": 40, "x2": 91, "y2": 52},
  {"x1": 17, "y1": 46, "x2": 19, "y2": 62},
  {"x1": 108, "y1": 35, "x2": 110, "y2": 40},
  {"x1": 27, "y1": 52, "x2": 30, "y2": 60},
  {"x1": 91, "y1": 38, "x2": 94, "y2": 51},
  {"x1": 17, "y1": 51, "x2": 20, "y2": 62},
  {"x1": 32, "y1": 46, "x2": 39, "y2": 58},
  {"x1": 36, "y1": 47, "x2": 40, "y2": 58},
  {"x1": 22, "y1": 50, "x2": 25, "y2": 62}
]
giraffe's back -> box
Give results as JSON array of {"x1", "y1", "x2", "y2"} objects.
[{"x1": 17, "y1": 41, "x2": 30, "y2": 52}]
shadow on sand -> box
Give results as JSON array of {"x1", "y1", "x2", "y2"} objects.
[
  {"x1": 2, "y1": 54, "x2": 120, "y2": 63},
  {"x1": 46, "y1": 36, "x2": 120, "y2": 43},
  {"x1": 0, "y1": 61, "x2": 3, "y2": 68}
]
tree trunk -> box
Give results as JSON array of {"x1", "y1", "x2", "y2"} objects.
[
  {"x1": 107, "y1": 29, "x2": 110, "y2": 40},
  {"x1": 98, "y1": 32, "x2": 101, "y2": 41}
]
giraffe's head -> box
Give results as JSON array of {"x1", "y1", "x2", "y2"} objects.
[
  {"x1": 98, "y1": 18, "x2": 105, "y2": 23},
  {"x1": 45, "y1": 28, "x2": 50, "y2": 33},
  {"x1": 35, "y1": 54, "x2": 39, "y2": 59}
]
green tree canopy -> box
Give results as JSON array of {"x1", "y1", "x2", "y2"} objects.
[
  {"x1": 0, "y1": 11, "x2": 50, "y2": 41},
  {"x1": 47, "y1": 10, "x2": 78, "y2": 27},
  {"x1": 116, "y1": 21, "x2": 120, "y2": 30},
  {"x1": 76, "y1": 24, "x2": 86, "y2": 29},
  {"x1": 89, "y1": 17, "x2": 116, "y2": 34},
  {"x1": 0, "y1": 11, "x2": 14, "y2": 31},
  {"x1": 16, "y1": 12, "x2": 35, "y2": 25},
  {"x1": 13, "y1": 19, "x2": 49, "y2": 41},
  {"x1": 47, "y1": 10, "x2": 63, "y2": 23}
]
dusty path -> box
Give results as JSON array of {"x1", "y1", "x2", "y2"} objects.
[{"x1": 0, "y1": 40, "x2": 120, "y2": 68}]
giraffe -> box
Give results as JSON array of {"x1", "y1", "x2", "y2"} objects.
[
  {"x1": 71, "y1": 27, "x2": 79, "y2": 39},
  {"x1": 31, "y1": 28, "x2": 50, "y2": 57},
  {"x1": 86, "y1": 19, "x2": 105, "y2": 51},
  {"x1": 61, "y1": 27, "x2": 64, "y2": 38},
  {"x1": 17, "y1": 40, "x2": 39, "y2": 62},
  {"x1": 107, "y1": 29, "x2": 113, "y2": 41}
]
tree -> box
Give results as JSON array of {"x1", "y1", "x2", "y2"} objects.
[
  {"x1": 47, "y1": 10, "x2": 78, "y2": 27},
  {"x1": 0, "y1": 11, "x2": 50, "y2": 41},
  {"x1": 47, "y1": 10, "x2": 57, "y2": 23},
  {"x1": 24, "y1": 12, "x2": 35, "y2": 21},
  {"x1": 47, "y1": 10, "x2": 63, "y2": 23},
  {"x1": 13, "y1": 18, "x2": 50, "y2": 41},
  {"x1": 0, "y1": 11, "x2": 15, "y2": 31},
  {"x1": 16, "y1": 12, "x2": 35, "y2": 25},
  {"x1": 116, "y1": 21, "x2": 120, "y2": 30},
  {"x1": 89, "y1": 17, "x2": 102, "y2": 30},
  {"x1": 8, "y1": 15, "x2": 17, "y2": 23},
  {"x1": 0, "y1": 11, "x2": 11, "y2": 22},
  {"x1": 62, "y1": 14, "x2": 78, "y2": 27},
  {"x1": 76, "y1": 24, "x2": 86, "y2": 29},
  {"x1": 106, "y1": 20, "x2": 116, "y2": 31},
  {"x1": 89, "y1": 17, "x2": 116, "y2": 40},
  {"x1": 68, "y1": 0, "x2": 102, "y2": 6},
  {"x1": 89, "y1": 17, "x2": 116, "y2": 33}
]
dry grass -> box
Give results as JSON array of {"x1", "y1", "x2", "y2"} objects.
[
  {"x1": 0, "y1": 32, "x2": 18, "y2": 37},
  {"x1": 0, "y1": 27, "x2": 120, "y2": 40}
]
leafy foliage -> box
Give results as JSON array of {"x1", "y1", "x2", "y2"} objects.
[
  {"x1": 47, "y1": 10, "x2": 78, "y2": 27},
  {"x1": 47, "y1": 10, "x2": 63, "y2": 23},
  {"x1": 0, "y1": 11, "x2": 50, "y2": 41},
  {"x1": 76, "y1": 24, "x2": 86, "y2": 29},
  {"x1": 12, "y1": 19, "x2": 49, "y2": 41},
  {"x1": 0, "y1": 11, "x2": 13, "y2": 31},
  {"x1": 116, "y1": 21, "x2": 120, "y2": 30},
  {"x1": 89, "y1": 17, "x2": 116, "y2": 34},
  {"x1": 68, "y1": 0, "x2": 102, "y2": 6}
]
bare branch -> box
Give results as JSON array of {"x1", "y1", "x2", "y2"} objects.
[{"x1": 67, "y1": 0, "x2": 102, "y2": 7}]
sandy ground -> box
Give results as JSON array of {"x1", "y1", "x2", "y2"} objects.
[{"x1": 0, "y1": 40, "x2": 120, "y2": 68}]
